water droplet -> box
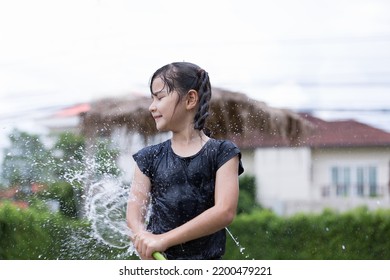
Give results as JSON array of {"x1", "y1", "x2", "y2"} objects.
[{"x1": 225, "y1": 227, "x2": 248, "y2": 257}]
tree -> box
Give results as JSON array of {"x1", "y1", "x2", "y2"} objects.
[
  {"x1": 1, "y1": 129, "x2": 122, "y2": 185},
  {"x1": 50, "y1": 132, "x2": 86, "y2": 180},
  {"x1": 1, "y1": 129, "x2": 123, "y2": 219},
  {"x1": 93, "y1": 138, "x2": 121, "y2": 178},
  {"x1": 1, "y1": 129, "x2": 54, "y2": 186}
]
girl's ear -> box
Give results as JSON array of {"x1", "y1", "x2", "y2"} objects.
[{"x1": 186, "y1": 90, "x2": 199, "y2": 110}]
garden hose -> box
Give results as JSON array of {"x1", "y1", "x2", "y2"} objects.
[{"x1": 152, "y1": 252, "x2": 166, "y2": 260}]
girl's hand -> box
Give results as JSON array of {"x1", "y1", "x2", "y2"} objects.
[{"x1": 133, "y1": 231, "x2": 167, "y2": 260}]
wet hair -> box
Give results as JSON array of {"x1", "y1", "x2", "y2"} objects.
[{"x1": 149, "y1": 62, "x2": 212, "y2": 131}]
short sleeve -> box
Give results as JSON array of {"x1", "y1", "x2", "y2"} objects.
[
  {"x1": 217, "y1": 140, "x2": 244, "y2": 175},
  {"x1": 132, "y1": 146, "x2": 154, "y2": 178}
]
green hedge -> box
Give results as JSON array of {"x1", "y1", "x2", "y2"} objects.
[
  {"x1": 224, "y1": 207, "x2": 390, "y2": 259},
  {"x1": 0, "y1": 202, "x2": 134, "y2": 260},
  {"x1": 2, "y1": 202, "x2": 390, "y2": 260},
  {"x1": 0, "y1": 202, "x2": 64, "y2": 259}
]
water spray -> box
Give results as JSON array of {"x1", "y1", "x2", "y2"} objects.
[{"x1": 80, "y1": 175, "x2": 167, "y2": 260}]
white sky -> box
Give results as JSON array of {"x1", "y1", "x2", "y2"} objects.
[{"x1": 0, "y1": 0, "x2": 390, "y2": 134}]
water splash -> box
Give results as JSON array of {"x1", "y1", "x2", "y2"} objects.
[
  {"x1": 63, "y1": 157, "x2": 138, "y2": 259},
  {"x1": 84, "y1": 177, "x2": 133, "y2": 249},
  {"x1": 225, "y1": 227, "x2": 250, "y2": 259}
]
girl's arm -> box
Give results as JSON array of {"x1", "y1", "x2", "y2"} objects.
[
  {"x1": 126, "y1": 165, "x2": 151, "y2": 243},
  {"x1": 137, "y1": 155, "x2": 240, "y2": 259}
]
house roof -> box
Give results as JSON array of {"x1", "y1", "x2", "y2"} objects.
[
  {"x1": 298, "y1": 113, "x2": 390, "y2": 148},
  {"x1": 54, "y1": 103, "x2": 91, "y2": 117},
  {"x1": 235, "y1": 113, "x2": 390, "y2": 149}
]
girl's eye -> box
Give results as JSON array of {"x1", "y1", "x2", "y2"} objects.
[
  {"x1": 151, "y1": 94, "x2": 163, "y2": 101},
  {"x1": 151, "y1": 90, "x2": 167, "y2": 100},
  {"x1": 157, "y1": 94, "x2": 166, "y2": 100}
]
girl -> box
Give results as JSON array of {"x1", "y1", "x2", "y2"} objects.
[{"x1": 126, "y1": 62, "x2": 244, "y2": 260}]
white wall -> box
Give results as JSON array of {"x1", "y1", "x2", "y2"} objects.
[
  {"x1": 253, "y1": 147, "x2": 312, "y2": 213},
  {"x1": 240, "y1": 149, "x2": 255, "y2": 175}
]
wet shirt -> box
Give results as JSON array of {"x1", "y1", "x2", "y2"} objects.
[{"x1": 133, "y1": 138, "x2": 244, "y2": 259}]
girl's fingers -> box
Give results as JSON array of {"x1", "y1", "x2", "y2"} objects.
[
  {"x1": 133, "y1": 232, "x2": 162, "y2": 260},
  {"x1": 133, "y1": 235, "x2": 143, "y2": 257},
  {"x1": 134, "y1": 234, "x2": 149, "y2": 259}
]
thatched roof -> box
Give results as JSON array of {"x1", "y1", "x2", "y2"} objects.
[
  {"x1": 81, "y1": 88, "x2": 312, "y2": 146},
  {"x1": 81, "y1": 94, "x2": 156, "y2": 138}
]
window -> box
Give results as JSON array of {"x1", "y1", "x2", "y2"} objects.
[
  {"x1": 368, "y1": 166, "x2": 377, "y2": 196},
  {"x1": 331, "y1": 165, "x2": 377, "y2": 197},
  {"x1": 356, "y1": 167, "x2": 364, "y2": 196},
  {"x1": 331, "y1": 166, "x2": 350, "y2": 196}
]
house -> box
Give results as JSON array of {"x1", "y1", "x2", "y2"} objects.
[
  {"x1": 38, "y1": 95, "x2": 390, "y2": 216},
  {"x1": 35, "y1": 103, "x2": 91, "y2": 134},
  {"x1": 238, "y1": 113, "x2": 390, "y2": 216}
]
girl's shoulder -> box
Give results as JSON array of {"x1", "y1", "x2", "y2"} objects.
[
  {"x1": 134, "y1": 139, "x2": 170, "y2": 158},
  {"x1": 207, "y1": 138, "x2": 240, "y2": 151},
  {"x1": 144, "y1": 139, "x2": 170, "y2": 152},
  {"x1": 207, "y1": 138, "x2": 244, "y2": 174}
]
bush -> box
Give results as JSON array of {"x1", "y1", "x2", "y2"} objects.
[
  {"x1": 237, "y1": 175, "x2": 262, "y2": 214},
  {"x1": 224, "y1": 207, "x2": 390, "y2": 259},
  {"x1": 3, "y1": 201, "x2": 390, "y2": 260},
  {"x1": 0, "y1": 202, "x2": 134, "y2": 260},
  {"x1": 0, "y1": 201, "x2": 63, "y2": 259}
]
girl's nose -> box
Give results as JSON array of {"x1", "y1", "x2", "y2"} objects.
[{"x1": 149, "y1": 101, "x2": 156, "y2": 112}]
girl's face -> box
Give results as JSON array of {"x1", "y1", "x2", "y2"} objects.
[{"x1": 149, "y1": 77, "x2": 185, "y2": 132}]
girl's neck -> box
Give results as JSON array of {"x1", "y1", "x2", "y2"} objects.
[
  {"x1": 170, "y1": 130, "x2": 209, "y2": 157},
  {"x1": 172, "y1": 129, "x2": 205, "y2": 144}
]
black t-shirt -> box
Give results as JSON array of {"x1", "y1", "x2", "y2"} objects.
[{"x1": 132, "y1": 138, "x2": 244, "y2": 259}]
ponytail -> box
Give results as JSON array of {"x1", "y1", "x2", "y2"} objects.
[{"x1": 193, "y1": 69, "x2": 211, "y2": 131}]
